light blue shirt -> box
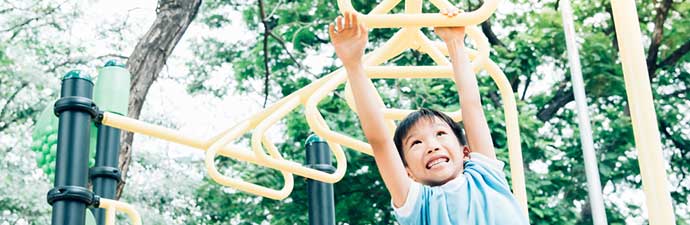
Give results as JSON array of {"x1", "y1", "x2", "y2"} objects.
[{"x1": 393, "y1": 153, "x2": 529, "y2": 225}]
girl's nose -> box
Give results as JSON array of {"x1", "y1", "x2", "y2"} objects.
[
  {"x1": 426, "y1": 139, "x2": 441, "y2": 154},
  {"x1": 426, "y1": 146, "x2": 440, "y2": 154}
]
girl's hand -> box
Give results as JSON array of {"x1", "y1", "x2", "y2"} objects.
[
  {"x1": 434, "y1": 7, "x2": 466, "y2": 44},
  {"x1": 329, "y1": 11, "x2": 368, "y2": 69}
]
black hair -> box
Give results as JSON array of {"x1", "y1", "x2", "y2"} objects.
[{"x1": 393, "y1": 108, "x2": 467, "y2": 166}]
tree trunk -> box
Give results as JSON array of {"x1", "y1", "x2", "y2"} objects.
[{"x1": 116, "y1": 0, "x2": 202, "y2": 199}]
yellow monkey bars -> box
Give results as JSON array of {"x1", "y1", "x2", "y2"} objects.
[{"x1": 337, "y1": 0, "x2": 499, "y2": 28}]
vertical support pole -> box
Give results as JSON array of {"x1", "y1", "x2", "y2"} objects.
[
  {"x1": 305, "y1": 134, "x2": 336, "y2": 225},
  {"x1": 559, "y1": 1, "x2": 608, "y2": 224},
  {"x1": 609, "y1": 1, "x2": 675, "y2": 224},
  {"x1": 50, "y1": 71, "x2": 98, "y2": 225},
  {"x1": 89, "y1": 60, "x2": 130, "y2": 225},
  {"x1": 90, "y1": 125, "x2": 121, "y2": 225}
]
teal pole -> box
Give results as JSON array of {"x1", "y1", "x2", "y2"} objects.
[
  {"x1": 90, "y1": 60, "x2": 130, "y2": 225},
  {"x1": 50, "y1": 70, "x2": 99, "y2": 225},
  {"x1": 305, "y1": 134, "x2": 336, "y2": 225}
]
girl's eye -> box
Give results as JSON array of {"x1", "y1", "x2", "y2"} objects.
[
  {"x1": 436, "y1": 131, "x2": 447, "y2": 136},
  {"x1": 410, "y1": 140, "x2": 421, "y2": 147}
]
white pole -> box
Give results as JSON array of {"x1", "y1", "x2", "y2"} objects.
[{"x1": 559, "y1": 1, "x2": 608, "y2": 224}]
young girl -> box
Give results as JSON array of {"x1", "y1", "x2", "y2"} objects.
[{"x1": 329, "y1": 9, "x2": 529, "y2": 225}]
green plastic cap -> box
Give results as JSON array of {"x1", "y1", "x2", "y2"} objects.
[
  {"x1": 305, "y1": 134, "x2": 326, "y2": 146},
  {"x1": 94, "y1": 65, "x2": 131, "y2": 115},
  {"x1": 62, "y1": 70, "x2": 93, "y2": 83},
  {"x1": 104, "y1": 60, "x2": 126, "y2": 68}
]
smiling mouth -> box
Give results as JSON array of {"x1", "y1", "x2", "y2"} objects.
[{"x1": 426, "y1": 157, "x2": 450, "y2": 169}]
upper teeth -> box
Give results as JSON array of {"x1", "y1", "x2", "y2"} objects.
[{"x1": 427, "y1": 158, "x2": 447, "y2": 169}]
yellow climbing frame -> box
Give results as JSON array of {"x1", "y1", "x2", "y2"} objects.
[{"x1": 98, "y1": 0, "x2": 675, "y2": 224}]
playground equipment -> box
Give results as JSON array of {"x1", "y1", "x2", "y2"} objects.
[
  {"x1": 44, "y1": 68, "x2": 141, "y2": 225},
  {"x1": 42, "y1": 0, "x2": 676, "y2": 224}
]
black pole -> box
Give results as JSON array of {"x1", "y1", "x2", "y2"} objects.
[
  {"x1": 50, "y1": 71, "x2": 100, "y2": 225},
  {"x1": 90, "y1": 124, "x2": 122, "y2": 225},
  {"x1": 305, "y1": 134, "x2": 336, "y2": 225}
]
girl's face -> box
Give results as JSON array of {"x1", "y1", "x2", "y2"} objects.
[{"x1": 402, "y1": 117, "x2": 467, "y2": 186}]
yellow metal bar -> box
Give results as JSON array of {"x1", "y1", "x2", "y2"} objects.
[
  {"x1": 204, "y1": 116, "x2": 295, "y2": 200},
  {"x1": 102, "y1": 113, "x2": 256, "y2": 163},
  {"x1": 102, "y1": 112, "x2": 207, "y2": 148},
  {"x1": 413, "y1": 30, "x2": 451, "y2": 65},
  {"x1": 484, "y1": 59, "x2": 528, "y2": 215},
  {"x1": 338, "y1": 0, "x2": 500, "y2": 28},
  {"x1": 251, "y1": 96, "x2": 347, "y2": 183},
  {"x1": 102, "y1": 67, "x2": 352, "y2": 186},
  {"x1": 405, "y1": 0, "x2": 422, "y2": 14},
  {"x1": 103, "y1": 112, "x2": 295, "y2": 199},
  {"x1": 610, "y1": 1, "x2": 675, "y2": 224},
  {"x1": 99, "y1": 198, "x2": 142, "y2": 225}
]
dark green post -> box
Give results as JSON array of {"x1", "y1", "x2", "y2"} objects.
[
  {"x1": 90, "y1": 60, "x2": 130, "y2": 225},
  {"x1": 305, "y1": 134, "x2": 336, "y2": 225},
  {"x1": 50, "y1": 70, "x2": 99, "y2": 225},
  {"x1": 89, "y1": 125, "x2": 121, "y2": 225}
]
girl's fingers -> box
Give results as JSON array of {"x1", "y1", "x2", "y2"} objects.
[
  {"x1": 328, "y1": 23, "x2": 336, "y2": 36},
  {"x1": 345, "y1": 12, "x2": 354, "y2": 29},
  {"x1": 336, "y1": 15, "x2": 343, "y2": 31},
  {"x1": 351, "y1": 12, "x2": 359, "y2": 29}
]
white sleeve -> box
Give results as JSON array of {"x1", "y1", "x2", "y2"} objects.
[
  {"x1": 391, "y1": 180, "x2": 420, "y2": 217},
  {"x1": 469, "y1": 152, "x2": 505, "y2": 171}
]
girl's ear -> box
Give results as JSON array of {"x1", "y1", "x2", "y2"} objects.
[
  {"x1": 463, "y1": 145, "x2": 471, "y2": 160},
  {"x1": 405, "y1": 167, "x2": 416, "y2": 181}
]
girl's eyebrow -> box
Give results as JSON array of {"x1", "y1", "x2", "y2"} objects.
[
  {"x1": 403, "y1": 134, "x2": 414, "y2": 147},
  {"x1": 403, "y1": 129, "x2": 422, "y2": 147}
]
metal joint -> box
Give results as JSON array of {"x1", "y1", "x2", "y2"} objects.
[
  {"x1": 54, "y1": 96, "x2": 99, "y2": 118},
  {"x1": 89, "y1": 166, "x2": 122, "y2": 182},
  {"x1": 47, "y1": 186, "x2": 101, "y2": 207}
]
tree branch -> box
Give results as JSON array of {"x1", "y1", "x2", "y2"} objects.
[
  {"x1": 0, "y1": 107, "x2": 37, "y2": 133},
  {"x1": 521, "y1": 74, "x2": 532, "y2": 101},
  {"x1": 0, "y1": 1, "x2": 63, "y2": 32},
  {"x1": 0, "y1": 82, "x2": 29, "y2": 120},
  {"x1": 605, "y1": 5, "x2": 619, "y2": 53},
  {"x1": 258, "y1": 0, "x2": 271, "y2": 108},
  {"x1": 470, "y1": 0, "x2": 505, "y2": 48},
  {"x1": 488, "y1": 91, "x2": 501, "y2": 107},
  {"x1": 537, "y1": 82, "x2": 574, "y2": 121},
  {"x1": 45, "y1": 54, "x2": 129, "y2": 73},
  {"x1": 646, "y1": 0, "x2": 673, "y2": 80},
  {"x1": 268, "y1": 32, "x2": 317, "y2": 77},
  {"x1": 481, "y1": 19, "x2": 505, "y2": 48},
  {"x1": 658, "y1": 39, "x2": 690, "y2": 69}
]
